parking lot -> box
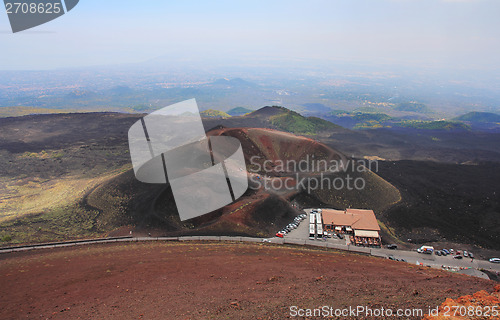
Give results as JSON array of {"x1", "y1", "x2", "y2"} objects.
[{"x1": 282, "y1": 209, "x2": 350, "y2": 246}]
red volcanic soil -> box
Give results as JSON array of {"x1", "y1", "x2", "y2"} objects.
[
  {"x1": 423, "y1": 285, "x2": 500, "y2": 320},
  {"x1": 0, "y1": 242, "x2": 495, "y2": 320}
]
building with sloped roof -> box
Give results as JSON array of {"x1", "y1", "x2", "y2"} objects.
[{"x1": 321, "y1": 208, "x2": 381, "y2": 246}]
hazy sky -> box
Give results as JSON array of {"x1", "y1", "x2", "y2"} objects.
[{"x1": 1, "y1": 0, "x2": 499, "y2": 71}]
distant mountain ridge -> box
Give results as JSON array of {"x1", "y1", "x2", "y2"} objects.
[
  {"x1": 227, "y1": 107, "x2": 253, "y2": 116},
  {"x1": 322, "y1": 110, "x2": 474, "y2": 131},
  {"x1": 454, "y1": 111, "x2": 500, "y2": 123}
]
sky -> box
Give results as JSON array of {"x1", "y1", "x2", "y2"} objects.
[{"x1": 1, "y1": 0, "x2": 500, "y2": 71}]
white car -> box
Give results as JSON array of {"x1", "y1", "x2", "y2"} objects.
[{"x1": 489, "y1": 258, "x2": 500, "y2": 263}]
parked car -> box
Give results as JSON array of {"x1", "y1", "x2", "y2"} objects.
[
  {"x1": 453, "y1": 255, "x2": 463, "y2": 259},
  {"x1": 450, "y1": 249, "x2": 454, "y2": 254},
  {"x1": 417, "y1": 246, "x2": 434, "y2": 254},
  {"x1": 435, "y1": 250, "x2": 442, "y2": 256},
  {"x1": 388, "y1": 255, "x2": 395, "y2": 260},
  {"x1": 469, "y1": 252, "x2": 474, "y2": 259},
  {"x1": 489, "y1": 258, "x2": 500, "y2": 263},
  {"x1": 386, "y1": 244, "x2": 398, "y2": 250},
  {"x1": 442, "y1": 249, "x2": 450, "y2": 255},
  {"x1": 276, "y1": 232, "x2": 284, "y2": 238},
  {"x1": 463, "y1": 251, "x2": 468, "y2": 257}
]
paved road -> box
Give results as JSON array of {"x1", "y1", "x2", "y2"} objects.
[
  {"x1": 371, "y1": 247, "x2": 500, "y2": 272},
  {"x1": 2, "y1": 232, "x2": 500, "y2": 276},
  {"x1": 279, "y1": 208, "x2": 500, "y2": 274}
]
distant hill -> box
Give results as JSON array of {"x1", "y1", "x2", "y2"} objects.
[
  {"x1": 394, "y1": 102, "x2": 431, "y2": 113},
  {"x1": 397, "y1": 120, "x2": 470, "y2": 131},
  {"x1": 202, "y1": 106, "x2": 347, "y2": 136},
  {"x1": 266, "y1": 107, "x2": 341, "y2": 135},
  {"x1": 323, "y1": 111, "x2": 393, "y2": 129},
  {"x1": 352, "y1": 112, "x2": 393, "y2": 122},
  {"x1": 227, "y1": 107, "x2": 253, "y2": 116},
  {"x1": 200, "y1": 109, "x2": 231, "y2": 119},
  {"x1": 322, "y1": 110, "x2": 474, "y2": 131},
  {"x1": 454, "y1": 111, "x2": 500, "y2": 123},
  {"x1": 248, "y1": 106, "x2": 287, "y2": 118}
]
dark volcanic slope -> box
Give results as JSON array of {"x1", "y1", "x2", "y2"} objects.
[
  {"x1": 377, "y1": 161, "x2": 500, "y2": 250},
  {"x1": 0, "y1": 112, "x2": 141, "y2": 153},
  {"x1": 210, "y1": 127, "x2": 401, "y2": 212},
  {"x1": 0, "y1": 112, "x2": 142, "y2": 180}
]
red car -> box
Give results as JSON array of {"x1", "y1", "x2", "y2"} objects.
[{"x1": 276, "y1": 232, "x2": 284, "y2": 238}]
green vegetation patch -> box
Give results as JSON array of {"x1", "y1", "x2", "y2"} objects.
[
  {"x1": 397, "y1": 120, "x2": 470, "y2": 131},
  {"x1": 200, "y1": 109, "x2": 231, "y2": 118},
  {"x1": 352, "y1": 112, "x2": 392, "y2": 122},
  {"x1": 0, "y1": 205, "x2": 101, "y2": 245},
  {"x1": 269, "y1": 110, "x2": 340, "y2": 134}
]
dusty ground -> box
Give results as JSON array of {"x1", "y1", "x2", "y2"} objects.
[{"x1": 0, "y1": 241, "x2": 496, "y2": 320}]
